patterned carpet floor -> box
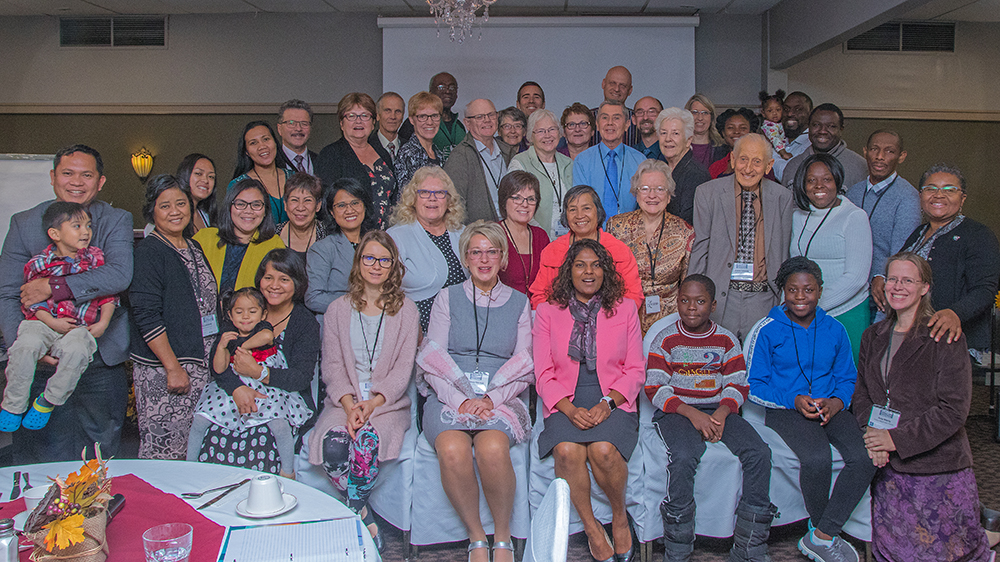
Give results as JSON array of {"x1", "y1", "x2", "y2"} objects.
[{"x1": 373, "y1": 382, "x2": 1000, "y2": 562}]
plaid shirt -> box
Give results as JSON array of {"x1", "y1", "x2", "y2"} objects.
[{"x1": 23, "y1": 244, "x2": 118, "y2": 326}]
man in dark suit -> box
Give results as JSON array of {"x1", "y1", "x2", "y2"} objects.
[
  {"x1": 277, "y1": 99, "x2": 317, "y2": 175},
  {"x1": 443, "y1": 98, "x2": 515, "y2": 222},
  {"x1": 0, "y1": 145, "x2": 133, "y2": 462},
  {"x1": 369, "y1": 92, "x2": 410, "y2": 167}
]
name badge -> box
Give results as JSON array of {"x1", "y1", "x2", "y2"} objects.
[
  {"x1": 359, "y1": 381, "x2": 371, "y2": 401},
  {"x1": 465, "y1": 369, "x2": 490, "y2": 396},
  {"x1": 201, "y1": 314, "x2": 219, "y2": 337},
  {"x1": 645, "y1": 295, "x2": 661, "y2": 315},
  {"x1": 731, "y1": 262, "x2": 754, "y2": 281},
  {"x1": 868, "y1": 404, "x2": 900, "y2": 430}
]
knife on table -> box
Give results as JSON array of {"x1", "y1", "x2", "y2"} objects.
[
  {"x1": 197, "y1": 478, "x2": 250, "y2": 510},
  {"x1": 9, "y1": 472, "x2": 20, "y2": 500}
]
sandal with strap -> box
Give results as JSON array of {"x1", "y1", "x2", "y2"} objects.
[
  {"x1": 360, "y1": 506, "x2": 384, "y2": 554},
  {"x1": 468, "y1": 540, "x2": 490, "y2": 562},
  {"x1": 493, "y1": 540, "x2": 515, "y2": 562}
]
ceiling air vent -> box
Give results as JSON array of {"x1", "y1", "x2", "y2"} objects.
[
  {"x1": 846, "y1": 21, "x2": 954, "y2": 53},
  {"x1": 60, "y1": 16, "x2": 167, "y2": 47}
]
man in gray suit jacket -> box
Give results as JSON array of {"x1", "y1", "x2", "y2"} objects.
[
  {"x1": 444, "y1": 98, "x2": 516, "y2": 223},
  {"x1": 0, "y1": 145, "x2": 133, "y2": 462},
  {"x1": 690, "y1": 134, "x2": 793, "y2": 340}
]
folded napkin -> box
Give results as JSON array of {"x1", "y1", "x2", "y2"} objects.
[{"x1": 0, "y1": 474, "x2": 225, "y2": 562}]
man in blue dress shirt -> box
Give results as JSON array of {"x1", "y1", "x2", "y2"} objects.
[{"x1": 573, "y1": 100, "x2": 645, "y2": 219}]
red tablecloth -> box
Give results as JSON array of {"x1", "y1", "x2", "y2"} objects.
[{"x1": 4, "y1": 473, "x2": 225, "y2": 562}]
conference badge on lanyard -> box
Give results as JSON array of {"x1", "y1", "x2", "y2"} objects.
[
  {"x1": 201, "y1": 313, "x2": 219, "y2": 337},
  {"x1": 731, "y1": 262, "x2": 754, "y2": 281},
  {"x1": 868, "y1": 404, "x2": 900, "y2": 430},
  {"x1": 465, "y1": 369, "x2": 490, "y2": 396}
]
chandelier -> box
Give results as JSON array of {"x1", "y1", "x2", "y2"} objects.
[{"x1": 426, "y1": 0, "x2": 498, "y2": 43}]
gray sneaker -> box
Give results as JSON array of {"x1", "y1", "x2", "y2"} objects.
[{"x1": 797, "y1": 532, "x2": 859, "y2": 562}]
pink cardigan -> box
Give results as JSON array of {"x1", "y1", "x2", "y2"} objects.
[
  {"x1": 533, "y1": 300, "x2": 645, "y2": 417},
  {"x1": 309, "y1": 296, "x2": 420, "y2": 463}
]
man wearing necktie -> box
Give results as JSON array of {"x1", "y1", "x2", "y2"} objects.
[
  {"x1": 369, "y1": 92, "x2": 410, "y2": 170},
  {"x1": 572, "y1": 100, "x2": 644, "y2": 220},
  {"x1": 276, "y1": 99, "x2": 317, "y2": 175},
  {"x1": 690, "y1": 133, "x2": 793, "y2": 340}
]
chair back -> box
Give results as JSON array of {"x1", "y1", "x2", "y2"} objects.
[{"x1": 524, "y1": 478, "x2": 570, "y2": 562}]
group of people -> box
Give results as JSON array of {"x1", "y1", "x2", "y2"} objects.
[{"x1": 0, "y1": 62, "x2": 997, "y2": 562}]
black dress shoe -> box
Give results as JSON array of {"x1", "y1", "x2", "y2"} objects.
[
  {"x1": 615, "y1": 512, "x2": 640, "y2": 562},
  {"x1": 981, "y1": 501, "x2": 1000, "y2": 532}
]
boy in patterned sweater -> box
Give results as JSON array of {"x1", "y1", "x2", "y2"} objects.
[{"x1": 645, "y1": 274, "x2": 774, "y2": 562}]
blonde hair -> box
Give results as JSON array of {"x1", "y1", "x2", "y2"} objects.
[
  {"x1": 389, "y1": 166, "x2": 466, "y2": 230},
  {"x1": 884, "y1": 252, "x2": 935, "y2": 332},
  {"x1": 408, "y1": 91, "x2": 443, "y2": 117},
  {"x1": 347, "y1": 230, "x2": 407, "y2": 316},
  {"x1": 685, "y1": 93, "x2": 724, "y2": 146},
  {"x1": 459, "y1": 220, "x2": 509, "y2": 271}
]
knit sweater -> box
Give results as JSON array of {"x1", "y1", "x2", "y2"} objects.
[
  {"x1": 645, "y1": 320, "x2": 748, "y2": 414},
  {"x1": 845, "y1": 175, "x2": 921, "y2": 281},
  {"x1": 790, "y1": 197, "x2": 872, "y2": 316}
]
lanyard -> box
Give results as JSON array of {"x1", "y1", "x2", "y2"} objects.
[
  {"x1": 501, "y1": 220, "x2": 534, "y2": 291},
  {"x1": 881, "y1": 327, "x2": 896, "y2": 408},
  {"x1": 475, "y1": 147, "x2": 505, "y2": 214},
  {"x1": 599, "y1": 146, "x2": 626, "y2": 207},
  {"x1": 861, "y1": 175, "x2": 898, "y2": 220},
  {"x1": 359, "y1": 309, "x2": 385, "y2": 375},
  {"x1": 471, "y1": 282, "x2": 495, "y2": 369},
  {"x1": 790, "y1": 319, "x2": 818, "y2": 395},
  {"x1": 532, "y1": 157, "x2": 564, "y2": 206},
  {"x1": 152, "y1": 230, "x2": 207, "y2": 307},
  {"x1": 645, "y1": 213, "x2": 666, "y2": 280},
  {"x1": 796, "y1": 205, "x2": 833, "y2": 258}
]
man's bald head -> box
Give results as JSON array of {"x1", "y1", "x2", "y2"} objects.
[{"x1": 602, "y1": 66, "x2": 633, "y2": 104}]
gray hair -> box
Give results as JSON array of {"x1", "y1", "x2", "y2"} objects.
[
  {"x1": 498, "y1": 106, "x2": 527, "y2": 128},
  {"x1": 458, "y1": 220, "x2": 509, "y2": 271},
  {"x1": 464, "y1": 98, "x2": 496, "y2": 118},
  {"x1": 732, "y1": 133, "x2": 773, "y2": 161},
  {"x1": 526, "y1": 109, "x2": 563, "y2": 144},
  {"x1": 597, "y1": 99, "x2": 627, "y2": 118},
  {"x1": 654, "y1": 107, "x2": 694, "y2": 140},
  {"x1": 630, "y1": 159, "x2": 676, "y2": 198},
  {"x1": 278, "y1": 99, "x2": 313, "y2": 121}
]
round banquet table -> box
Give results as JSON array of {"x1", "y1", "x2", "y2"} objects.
[{"x1": 0, "y1": 459, "x2": 380, "y2": 561}]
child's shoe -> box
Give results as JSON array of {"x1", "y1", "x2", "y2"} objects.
[
  {"x1": 21, "y1": 397, "x2": 54, "y2": 430},
  {"x1": 0, "y1": 409, "x2": 22, "y2": 432}
]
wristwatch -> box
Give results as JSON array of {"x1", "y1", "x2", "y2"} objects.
[{"x1": 601, "y1": 395, "x2": 617, "y2": 411}]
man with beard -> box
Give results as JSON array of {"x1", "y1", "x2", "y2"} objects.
[
  {"x1": 631, "y1": 96, "x2": 664, "y2": 160},
  {"x1": 781, "y1": 103, "x2": 867, "y2": 188},
  {"x1": 772, "y1": 91, "x2": 811, "y2": 182}
]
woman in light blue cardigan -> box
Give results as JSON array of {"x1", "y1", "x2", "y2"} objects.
[{"x1": 386, "y1": 166, "x2": 467, "y2": 332}]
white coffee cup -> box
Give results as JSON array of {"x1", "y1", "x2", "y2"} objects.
[
  {"x1": 245, "y1": 474, "x2": 284, "y2": 514},
  {"x1": 23, "y1": 485, "x2": 49, "y2": 513}
]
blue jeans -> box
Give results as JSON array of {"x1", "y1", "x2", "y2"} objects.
[{"x1": 12, "y1": 355, "x2": 127, "y2": 464}]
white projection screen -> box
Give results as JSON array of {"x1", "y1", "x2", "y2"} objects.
[
  {"x1": 379, "y1": 16, "x2": 698, "y2": 115},
  {"x1": 0, "y1": 155, "x2": 55, "y2": 245}
]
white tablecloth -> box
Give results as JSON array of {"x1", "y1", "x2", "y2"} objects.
[{"x1": 0, "y1": 459, "x2": 380, "y2": 561}]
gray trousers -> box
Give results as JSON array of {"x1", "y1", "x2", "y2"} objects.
[
  {"x1": 3, "y1": 320, "x2": 96, "y2": 413},
  {"x1": 718, "y1": 288, "x2": 777, "y2": 342}
]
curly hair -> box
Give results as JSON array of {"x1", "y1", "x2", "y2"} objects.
[
  {"x1": 389, "y1": 166, "x2": 466, "y2": 229},
  {"x1": 347, "y1": 230, "x2": 407, "y2": 316},
  {"x1": 548, "y1": 239, "x2": 624, "y2": 316},
  {"x1": 775, "y1": 256, "x2": 823, "y2": 290}
]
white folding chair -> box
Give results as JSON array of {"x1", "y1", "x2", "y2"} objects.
[{"x1": 523, "y1": 478, "x2": 571, "y2": 562}]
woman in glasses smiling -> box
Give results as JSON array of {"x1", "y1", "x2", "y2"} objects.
[
  {"x1": 415, "y1": 220, "x2": 533, "y2": 562},
  {"x1": 899, "y1": 164, "x2": 1000, "y2": 359},
  {"x1": 316, "y1": 93, "x2": 397, "y2": 229},
  {"x1": 387, "y1": 166, "x2": 468, "y2": 332},
  {"x1": 395, "y1": 91, "x2": 446, "y2": 191},
  {"x1": 510, "y1": 108, "x2": 575, "y2": 239},
  {"x1": 496, "y1": 171, "x2": 550, "y2": 295},
  {"x1": 193, "y1": 178, "x2": 284, "y2": 295}
]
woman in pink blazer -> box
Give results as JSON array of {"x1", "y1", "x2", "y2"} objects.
[
  {"x1": 533, "y1": 238, "x2": 645, "y2": 562},
  {"x1": 308, "y1": 230, "x2": 419, "y2": 553}
]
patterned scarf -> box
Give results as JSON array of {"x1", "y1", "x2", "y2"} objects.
[{"x1": 567, "y1": 295, "x2": 602, "y2": 371}]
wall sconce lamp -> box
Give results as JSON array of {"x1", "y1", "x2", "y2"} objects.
[{"x1": 131, "y1": 147, "x2": 154, "y2": 181}]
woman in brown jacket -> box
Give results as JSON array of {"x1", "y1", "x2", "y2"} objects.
[
  {"x1": 308, "y1": 230, "x2": 419, "y2": 553},
  {"x1": 854, "y1": 251, "x2": 995, "y2": 561}
]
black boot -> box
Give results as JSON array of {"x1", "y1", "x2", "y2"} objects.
[
  {"x1": 728, "y1": 502, "x2": 777, "y2": 562},
  {"x1": 660, "y1": 501, "x2": 696, "y2": 562}
]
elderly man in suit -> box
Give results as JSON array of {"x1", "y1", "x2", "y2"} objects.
[
  {"x1": 444, "y1": 98, "x2": 516, "y2": 223},
  {"x1": 690, "y1": 133, "x2": 793, "y2": 340},
  {"x1": 369, "y1": 92, "x2": 411, "y2": 165},
  {"x1": 0, "y1": 145, "x2": 133, "y2": 463},
  {"x1": 277, "y1": 99, "x2": 318, "y2": 175}
]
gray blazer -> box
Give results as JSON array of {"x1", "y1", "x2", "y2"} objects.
[
  {"x1": 0, "y1": 199, "x2": 133, "y2": 365},
  {"x1": 690, "y1": 177, "x2": 793, "y2": 324},
  {"x1": 305, "y1": 232, "x2": 356, "y2": 325},
  {"x1": 444, "y1": 134, "x2": 516, "y2": 223}
]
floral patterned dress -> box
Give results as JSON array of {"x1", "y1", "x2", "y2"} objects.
[{"x1": 368, "y1": 159, "x2": 397, "y2": 230}]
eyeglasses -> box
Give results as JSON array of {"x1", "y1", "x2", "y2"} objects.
[
  {"x1": 509, "y1": 195, "x2": 538, "y2": 206},
  {"x1": 885, "y1": 276, "x2": 921, "y2": 287},
  {"x1": 467, "y1": 248, "x2": 501, "y2": 260},
  {"x1": 279, "y1": 119, "x2": 311, "y2": 128},
  {"x1": 689, "y1": 110, "x2": 711, "y2": 117},
  {"x1": 413, "y1": 113, "x2": 442, "y2": 123},
  {"x1": 500, "y1": 123, "x2": 524, "y2": 132},
  {"x1": 919, "y1": 185, "x2": 962, "y2": 195},
  {"x1": 564, "y1": 121, "x2": 591, "y2": 130},
  {"x1": 637, "y1": 185, "x2": 668, "y2": 194},
  {"x1": 434, "y1": 84, "x2": 458, "y2": 93},
  {"x1": 466, "y1": 112, "x2": 497, "y2": 122},
  {"x1": 361, "y1": 255, "x2": 393, "y2": 268},
  {"x1": 633, "y1": 108, "x2": 661, "y2": 117},
  {"x1": 416, "y1": 189, "x2": 449, "y2": 200},
  {"x1": 342, "y1": 113, "x2": 373, "y2": 123},
  {"x1": 532, "y1": 126, "x2": 559, "y2": 137},
  {"x1": 333, "y1": 200, "x2": 363, "y2": 211},
  {"x1": 232, "y1": 199, "x2": 265, "y2": 211}
]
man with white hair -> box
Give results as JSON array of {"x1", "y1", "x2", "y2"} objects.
[{"x1": 443, "y1": 98, "x2": 516, "y2": 222}]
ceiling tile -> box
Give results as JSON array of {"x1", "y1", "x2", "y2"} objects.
[
  {"x1": 321, "y1": 0, "x2": 418, "y2": 12},
  {"x1": 0, "y1": 0, "x2": 112, "y2": 15},
  {"x1": 644, "y1": 0, "x2": 728, "y2": 13},
  {"x1": 87, "y1": 0, "x2": 249, "y2": 14},
  {"x1": 929, "y1": 0, "x2": 1000, "y2": 21},
  {"x1": 721, "y1": 0, "x2": 782, "y2": 14}
]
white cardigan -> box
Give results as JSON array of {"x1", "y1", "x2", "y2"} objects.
[{"x1": 387, "y1": 220, "x2": 467, "y2": 302}]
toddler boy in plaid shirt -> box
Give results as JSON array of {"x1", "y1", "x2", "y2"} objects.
[{"x1": 0, "y1": 201, "x2": 118, "y2": 431}]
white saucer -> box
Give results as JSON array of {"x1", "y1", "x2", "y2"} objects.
[{"x1": 235, "y1": 493, "x2": 297, "y2": 519}]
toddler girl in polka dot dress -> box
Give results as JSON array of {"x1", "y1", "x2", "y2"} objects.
[{"x1": 186, "y1": 288, "x2": 311, "y2": 477}]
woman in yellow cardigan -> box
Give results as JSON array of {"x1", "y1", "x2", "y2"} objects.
[{"x1": 193, "y1": 178, "x2": 285, "y2": 295}]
